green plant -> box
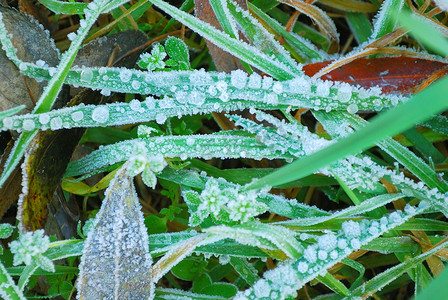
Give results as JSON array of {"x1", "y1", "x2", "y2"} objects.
[{"x1": 1, "y1": 0, "x2": 448, "y2": 299}]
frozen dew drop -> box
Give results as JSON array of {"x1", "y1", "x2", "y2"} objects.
[
  {"x1": 186, "y1": 137, "x2": 195, "y2": 146},
  {"x1": 373, "y1": 98, "x2": 382, "y2": 107},
  {"x1": 156, "y1": 113, "x2": 167, "y2": 124},
  {"x1": 297, "y1": 261, "x2": 308, "y2": 273},
  {"x1": 175, "y1": 90, "x2": 188, "y2": 104},
  {"x1": 208, "y1": 85, "x2": 217, "y2": 96},
  {"x1": 337, "y1": 83, "x2": 352, "y2": 103},
  {"x1": 350, "y1": 238, "x2": 361, "y2": 250},
  {"x1": 303, "y1": 246, "x2": 317, "y2": 263},
  {"x1": 119, "y1": 69, "x2": 133, "y2": 83},
  {"x1": 2, "y1": 117, "x2": 12, "y2": 129},
  {"x1": 19, "y1": 62, "x2": 27, "y2": 71},
  {"x1": 318, "y1": 250, "x2": 328, "y2": 260},
  {"x1": 67, "y1": 32, "x2": 77, "y2": 41},
  {"x1": 337, "y1": 238, "x2": 347, "y2": 249},
  {"x1": 342, "y1": 220, "x2": 361, "y2": 238},
  {"x1": 50, "y1": 117, "x2": 62, "y2": 130},
  {"x1": 100, "y1": 89, "x2": 111, "y2": 96},
  {"x1": 39, "y1": 113, "x2": 50, "y2": 125},
  {"x1": 131, "y1": 80, "x2": 141, "y2": 90},
  {"x1": 189, "y1": 90, "x2": 205, "y2": 106},
  {"x1": 272, "y1": 82, "x2": 283, "y2": 94},
  {"x1": 49, "y1": 68, "x2": 56, "y2": 76},
  {"x1": 80, "y1": 68, "x2": 94, "y2": 82},
  {"x1": 346, "y1": 103, "x2": 358, "y2": 114},
  {"x1": 180, "y1": 153, "x2": 188, "y2": 160},
  {"x1": 98, "y1": 67, "x2": 107, "y2": 75},
  {"x1": 230, "y1": 70, "x2": 247, "y2": 89},
  {"x1": 71, "y1": 111, "x2": 84, "y2": 122},
  {"x1": 219, "y1": 92, "x2": 229, "y2": 102},
  {"x1": 315, "y1": 80, "x2": 332, "y2": 97},
  {"x1": 36, "y1": 60, "x2": 46, "y2": 67},
  {"x1": 129, "y1": 99, "x2": 142, "y2": 112},
  {"x1": 22, "y1": 119, "x2": 35, "y2": 131},
  {"x1": 318, "y1": 233, "x2": 337, "y2": 251},
  {"x1": 262, "y1": 76, "x2": 273, "y2": 90},
  {"x1": 248, "y1": 73, "x2": 262, "y2": 89},
  {"x1": 264, "y1": 94, "x2": 278, "y2": 104},
  {"x1": 91, "y1": 106, "x2": 110, "y2": 123},
  {"x1": 388, "y1": 211, "x2": 402, "y2": 224},
  {"x1": 216, "y1": 81, "x2": 227, "y2": 93},
  {"x1": 330, "y1": 250, "x2": 338, "y2": 259}
]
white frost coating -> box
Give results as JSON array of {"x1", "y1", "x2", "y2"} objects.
[
  {"x1": 342, "y1": 220, "x2": 361, "y2": 238},
  {"x1": 297, "y1": 261, "x2": 308, "y2": 273},
  {"x1": 262, "y1": 76, "x2": 273, "y2": 90},
  {"x1": 67, "y1": 32, "x2": 77, "y2": 41},
  {"x1": 272, "y1": 82, "x2": 283, "y2": 94},
  {"x1": 129, "y1": 99, "x2": 143, "y2": 112},
  {"x1": 337, "y1": 83, "x2": 352, "y2": 103},
  {"x1": 71, "y1": 111, "x2": 84, "y2": 122},
  {"x1": 315, "y1": 80, "x2": 332, "y2": 97},
  {"x1": 230, "y1": 70, "x2": 247, "y2": 89},
  {"x1": 77, "y1": 162, "x2": 153, "y2": 299},
  {"x1": 80, "y1": 68, "x2": 94, "y2": 82},
  {"x1": 91, "y1": 106, "x2": 110, "y2": 123},
  {"x1": 38, "y1": 114, "x2": 50, "y2": 125},
  {"x1": 303, "y1": 246, "x2": 317, "y2": 263},
  {"x1": 347, "y1": 103, "x2": 358, "y2": 114},
  {"x1": 119, "y1": 68, "x2": 133, "y2": 83},
  {"x1": 317, "y1": 233, "x2": 337, "y2": 251},
  {"x1": 22, "y1": 119, "x2": 35, "y2": 131},
  {"x1": 247, "y1": 73, "x2": 262, "y2": 89},
  {"x1": 36, "y1": 60, "x2": 45, "y2": 67},
  {"x1": 50, "y1": 117, "x2": 62, "y2": 130}
]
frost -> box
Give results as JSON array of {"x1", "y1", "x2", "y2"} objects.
[
  {"x1": 67, "y1": 32, "x2": 77, "y2": 41},
  {"x1": 22, "y1": 119, "x2": 35, "y2": 131},
  {"x1": 119, "y1": 69, "x2": 133, "y2": 83},
  {"x1": 337, "y1": 238, "x2": 347, "y2": 249},
  {"x1": 77, "y1": 162, "x2": 153, "y2": 299},
  {"x1": 318, "y1": 250, "x2": 328, "y2": 260},
  {"x1": 50, "y1": 117, "x2": 62, "y2": 130},
  {"x1": 297, "y1": 261, "x2": 308, "y2": 273},
  {"x1": 9, "y1": 230, "x2": 53, "y2": 272},
  {"x1": 317, "y1": 233, "x2": 337, "y2": 251},
  {"x1": 272, "y1": 82, "x2": 283, "y2": 94},
  {"x1": 350, "y1": 239, "x2": 361, "y2": 250},
  {"x1": 262, "y1": 76, "x2": 273, "y2": 90},
  {"x1": 129, "y1": 99, "x2": 143, "y2": 112},
  {"x1": 342, "y1": 220, "x2": 361, "y2": 238},
  {"x1": 247, "y1": 73, "x2": 262, "y2": 89},
  {"x1": 230, "y1": 70, "x2": 247, "y2": 89},
  {"x1": 80, "y1": 68, "x2": 94, "y2": 82},
  {"x1": 156, "y1": 113, "x2": 167, "y2": 124},
  {"x1": 71, "y1": 111, "x2": 84, "y2": 122},
  {"x1": 347, "y1": 103, "x2": 358, "y2": 114},
  {"x1": 36, "y1": 59, "x2": 45, "y2": 67},
  {"x1": 315, "y1": 80, "x2": 332, "y2": 97},
  {"x1": 91, "y1": 106, "x2": 110, "y2": 123},
  {"x1": 303, "y1": 246, "x2": 317, "y2": 263}
]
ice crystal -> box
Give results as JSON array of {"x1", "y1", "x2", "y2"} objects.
[
  {"x1": 9, "y1": 230, "x2": 51, "y2": 269},
  {"x1": 183, "y1": 178, "x2": 268, "y2": 226}
]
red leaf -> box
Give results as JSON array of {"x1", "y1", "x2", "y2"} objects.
[{"x1": 303, "y1": 57, "x2": 448, "y2": 94}]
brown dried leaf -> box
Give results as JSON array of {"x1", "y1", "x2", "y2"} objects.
[{"x1": 0, "y1": 6, "x2": 59, "y2": 113}]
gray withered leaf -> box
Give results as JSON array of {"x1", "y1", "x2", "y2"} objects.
[{"x1": 77, "y1": 162, "x2": 153, "y2": 299}]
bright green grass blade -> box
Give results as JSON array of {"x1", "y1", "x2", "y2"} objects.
[
  {"x1": 38, "y1": 0, "x2": 87, "y2": 14},
  {"x1": 346, "y1": 12, "x2": 372, "y2": 44},
  {"x1": 0, "y1": 105, "x2": 25, "y2": 120},
  {"x1": 209, "y1": 0, "x2": 238, "y2": 38},
  {"x1": 371, "y1": 0, "x2": 404, "y2": 39},
  {"x1": 415, "y1": 262, "x2": 448, "y2": 300},
  {"x1": 346, "y1": 238, "x2": 448, "y2": 299},
  {"x1": 317, "y1": 273, "x2": 350, "y2": 296},
  {"x1": 248, "y1": 2, "x2": 324, "y2": 61},
  {"x1": 247, "y1": 75, "x2": 448, "y2": 190},
  {"x1": 229, "y1": 257, "x2": 259, "y2": 286},
  {"x1": 398, "y1": 10, "x2": 448, "y2": 57},
  {"x1": 403, "y1": 127, "x2": 445, "y2": 163}
]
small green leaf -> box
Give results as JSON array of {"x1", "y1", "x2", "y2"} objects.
[
  {"x1": 165, "y1": 37, "x2": 190, "y2": 69},
  {"x1": 170, "y1": 257, "x2": 207, "y2": 281}
]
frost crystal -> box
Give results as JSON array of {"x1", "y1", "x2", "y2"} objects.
[
  {"x1": 91, "y1": 106, "x2": 110, "y2": 123},
  {"x1": 71, "y1": 111, "x2": 84, "y2": 122},
  {"x1": 9, "y1": 230, "x2": 50, "y2": 266},
  {"x1": 342, "y1": 220, "x2": 361, "y2": 238},
  {"x1": 317, "y1": 233, "x2": 337, "y2": 251},
  {"x1": 119, "y1": 69, "x2": 133, "y2": 83},
  {"x1": 22, "y1": 119, "x2": 35, "y2": 131},
  {"x1": 303, "y1": 246, "x2": 317, "y2": 263},
  {"x1": 230, "y1": 69, "x2": 247, "y2": 89}
]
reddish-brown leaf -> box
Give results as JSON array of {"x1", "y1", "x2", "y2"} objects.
[{"x1": 303, "y1": 57, "x2": 448, "y2": 94}]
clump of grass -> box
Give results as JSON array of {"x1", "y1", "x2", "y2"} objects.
[{"x1": 0, "y1": 0, "x2": 448, "y2": 299}]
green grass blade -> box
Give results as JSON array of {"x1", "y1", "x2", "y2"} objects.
[
  {"x1": 371, "y1": 0, "x2": 404, "y2": 39},
  {"x1": 247, "y1": 75, "x2": 448, "y2": 189},
  {"x1": 346, "y1": 12, "x2": 372, "y2": 44},
  {"x1": 147, "y1": 0, "x2": 297, "y2": 80},
  {"x1": 398, "y1": 10, "x2": 448, "y2": 57},
  {"x1": 37, "y1": 0, "x2": 87, "y2": 14}
]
